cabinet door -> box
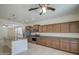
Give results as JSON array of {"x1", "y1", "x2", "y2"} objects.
[
  {"x1": 53, "y1": 39, "x2": 60, "y2": 49},
  {"x1": 60, "y1": 23, "x2": 70, "y2": 33},
  {"x1": 33, "y1": 25, "x2": 39, "y2": 32},
  {"x1": 42, "y1": 25, "x2": 44, "y2": 32},
  {"x1": 53, "y1": 24, "x2": 61, "y2": 32},
  {"x1": 42, "y1": 25, "x2": 47, "y2": 32},
  {"x1": 36, "y1": 37, "x2": 42, "y2": 45},
  {"x1": 39, "y1": 26, "x2": 43, "y2": 32},
  {"x1": 60, "y1": 39, "x2": 70, "y2": 51},
  {"x1": 70, "y1": 40, "x2": 79, "y2": 54},
  {"x1": 27, "y1": 36, "x2": 32, "y2": 42},
  {"x1": 45, "y1": 38, "x2": 53, "y2": 47},
  {"x1": 70, "y1": 22, "x2": 79, "y2": 33},
  {"x1": 37, "y1": 37, "x2": 47, "y2": 46},
  {"x1": 47, "y1": 24, "x2": 53, "y2": 32}
]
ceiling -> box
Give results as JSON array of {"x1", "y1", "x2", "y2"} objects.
[{"x1": 0, "y1": 4, "x2": 79, "y2": 25}]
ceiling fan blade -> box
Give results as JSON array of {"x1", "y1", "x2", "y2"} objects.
[
  {"x1": 28, "y1": 7, "x2": 39, "y2": 11},
  {"x1": 39, "y1": 12, "x2": 42, "y2": 15},
  {"x1": 47, "y1": 7, "x2": 56, "y2": 11}
]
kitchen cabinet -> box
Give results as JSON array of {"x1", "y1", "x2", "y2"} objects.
[
  {"x1": 36, "y1": 37, "x2": 47, "y2": 46},
  {"x1": 42, "y1": 25, "x2": 44, "y2": 32},
  {"x1": 28, "y1": 36, "x2": 79, "y2": 54},
  {"x1": 42, "y1": 25, "x2": 47, "y2": 32},
  {"x1": 36, "y1": 37, "x2": 54, "y2": 47},
  {"x1": 53, "y1": 24, "x2": 61, "y2": 32},
  {"x1": 60, "y1": 23, "x2": 70, "y2": 32},
  {"x1": 44, "y1": 37, "x2": 53, "y2": 47},
  {"x1": 60, "y1": 39, "x2": 70, "y2": 51},
  {"x1": 27, "y1": 36, "x2": 32, "y2": 42},
  {"x1": 33, "y1": 25, "x2": 40, "y2": 32},
  {"x1": 39, "y1": 25, "x2": 43, "y2": 32},
  {"x1": 47, "y1": 24, "x2": 53, "y2": 32},
  {"x1": 70, "y1": 21, "x2": 79, "y2": 33},
  {"x1": 70, "y1": 40, "x2": 79, "y2": 54},
  {"x1": 44, "y1": 25, "x2": 48, "y2": 32},
  {"x1": 52, "y1": 39, "x2": 60, "y2": 49}
]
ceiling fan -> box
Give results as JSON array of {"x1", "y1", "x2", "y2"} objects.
[{"x1": 28, "y1": 4, "x2": 56, "y2": 15}]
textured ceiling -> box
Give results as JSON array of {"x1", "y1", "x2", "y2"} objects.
[{"x1": 0, "y1": 4, "x2": 79, "y2": 25}]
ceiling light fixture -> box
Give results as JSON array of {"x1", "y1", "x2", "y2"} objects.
[
  {"x1": 42, "y1": 7, "x2": 47, "y2": 13},
  {"x1": 28, "y1": 4, "x2": 56, "y2": 15}
]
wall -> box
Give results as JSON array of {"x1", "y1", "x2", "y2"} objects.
[
  {"x1": 30, "y1": 13, "x2": 79, "y2": 25},
  {"x1": 0, "y1": 26, "x2": 8, "y2": 46}
]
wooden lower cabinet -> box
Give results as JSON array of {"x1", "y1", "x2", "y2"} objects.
[
  {"x1": 52, "y1": 39, "x2": 60, "y2": 49},
  {"x1": 45, "y1": 38, "x2": 53, "y2": 47},
  {"x1": 37, "y1": 37, "x2": 60, "y2": 49},
  {"x1": 27, "y1": 36, "x2": 32, "y2": 42},
  {"x1": 60, "y1": 39, "x2": 70, "y2": 51},
  {"x1": 36, "y1": 37, "x2": 47, "y2": 46},
  {"x1": 70, "y1": 40, "x2": 79, "y2": 54},
  {"x1": 28, "y1": 36, "x2": 79, "y2": 54}
]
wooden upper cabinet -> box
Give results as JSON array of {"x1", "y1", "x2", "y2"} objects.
[
  {"x1": 42, "y1": 25, "x2": 47, "y2": 32},
  {"x1": 60, "y1": 23, "x2": 70, "y2": 33},
  {"x1": 33, "y1": 25, "x2": 39, "y2": 32},
  {"x1": 70, "y1": 21, "x2": 79, "y2": 33},
  {"x1": 39, "y1": 25, "x2": 43, "y2": 32},
  {"x1": 53, "y1": 24, "x2": 61, "y2": 32},
  {"x1": 47, "y1": 24, "x2": 53, "y2": 32},
  {"x1": 42, "y1": 25, "x2": 44, "y2": 32}
]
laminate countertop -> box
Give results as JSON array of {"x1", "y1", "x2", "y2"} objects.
[{"x1": 31, "y1": 32, "x2": 79, "y2": 39}]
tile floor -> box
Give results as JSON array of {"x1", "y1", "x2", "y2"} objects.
[{"x1": 18, "y1": 43, "x2": 75, "y2": 55}]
